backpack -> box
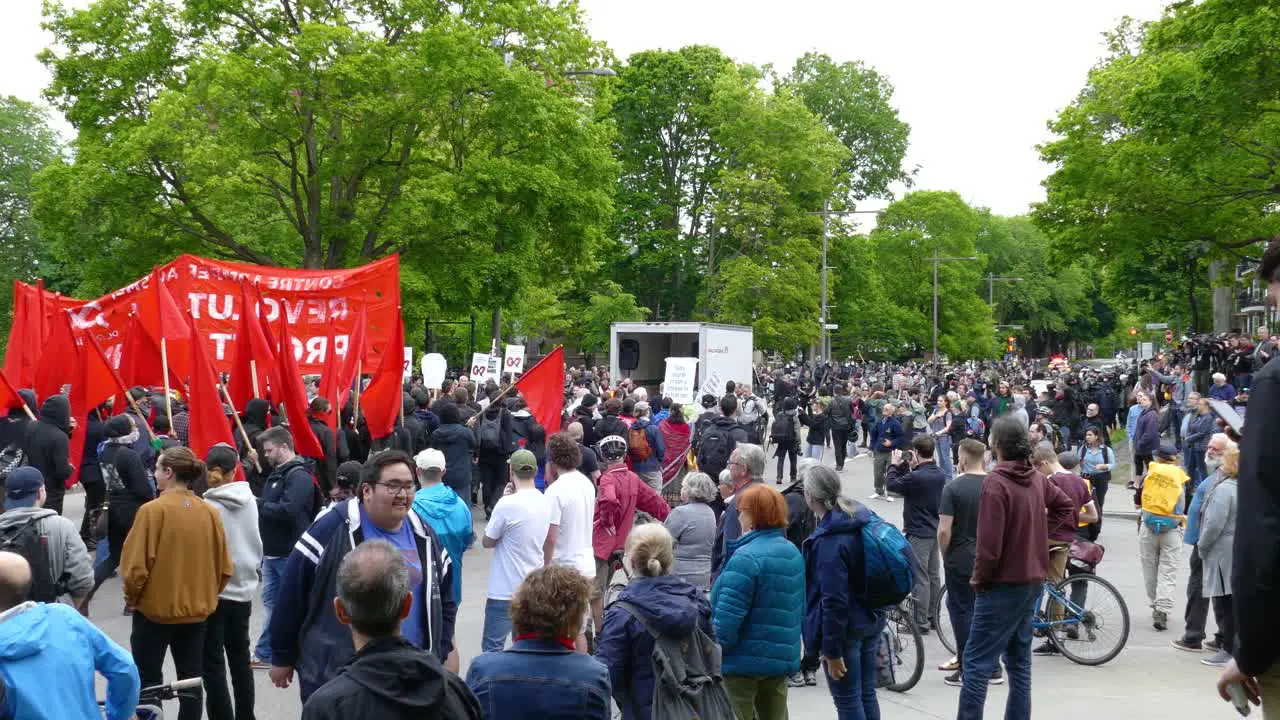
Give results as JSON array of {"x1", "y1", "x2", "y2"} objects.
[
  {"x1": 613, "y1": 601, "x2": 735, "y2": 720},
  {"x1": 478, "y1": 414, "x2": 503, "y2": 452},
  {"x1": 770, "y1": 413, "x2": 795, "y2": 443},
  {"x1": 829, "y1": 396, "x2": 853, "y2": 430},
  {"x1": 628, "y1": 423, "x2": 654, "y2": 463},
  {"x1": 0, "y1": 514, "x2": 59, "y2": 602},
  {"x1": 697, "y1": 423, "x2": 736, "y2": 475},
  {"x1": 964, "y1": 416, "x2": 985, "y2": 440},
  {"x1": 859, "y1": 515, "x2": 915, "y2": 608},
  {"x1": 0, "y1": 444, "x2": 25, "y2": 486},
  {"x1": 102, "y1": 458, "x2": 125, "y2": 494}
]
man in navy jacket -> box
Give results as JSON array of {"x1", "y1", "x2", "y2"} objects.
[
  {"x1": 870, "y1": 404, "x2": 906, "y2": 501},
  {"x1": 885, "y1": 434, "x2": 946, "y2": 631}
]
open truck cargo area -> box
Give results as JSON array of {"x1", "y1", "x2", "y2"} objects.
[{"x1": 610, "y1": 322, "x2": 754, "y2": 398}]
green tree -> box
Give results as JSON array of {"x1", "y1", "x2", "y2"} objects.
[
  {"x1": 35, "y1": 0, "x2": 618, "y2": 345},
  {"x1": 869, "y1": 191, "x2": 993, "y2": 359},
  {"x1": 0, "y1": 97, "x2": 62, "y2": 326},
  {"x1": 828, "y1": 231, "x2": 924, "y2": 360}
]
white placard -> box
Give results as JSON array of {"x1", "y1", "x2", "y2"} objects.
[
  {"x1": 403, "y1": 347, "x2": 413, "y2": 379},
  {"x1": 421, "y1": 353, "x2": 447, "y2": 388},
  {"x1": 503, "y1": 344, "x2": 526, "y2": 375},
  {"x1": 664, "y1": 357, "x2": 699, "y2": 405},
  {"x1": 699, "y1": 369, "x2": 723, "y2": 399},
  {"x1": 486, "y1": 339, "x2": 500, "y2": 382},
  {"x1": 470, "y1": 353, "x2": 490, "y2": 384}
]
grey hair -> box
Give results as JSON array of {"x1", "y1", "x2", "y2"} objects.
[
  {"x1": 718, "y1": 468, "x2": 733, "y2": 486},
  {"x1": 680, "y1": 472, "x2": 718, "y2": 504},
  {"x1": 736, "y1": 443, "x2": 766, "y2": 481},
  {"x1": 803, "y1": 465, "x2": 856, "y2": 515},
  {"x1": 632, "y1": 388, "x2": 648, "y2": 402},
  {"x1": 796, "y1": 457, "x2": 821, "y2": 484},
  {"x1": 336, "y1": 540, "x2": 410, "y2": 637},
  {"x1": 1209, "y1": 433, "x2": 1238, "y2": 453}
]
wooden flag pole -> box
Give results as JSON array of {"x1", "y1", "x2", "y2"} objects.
[
  {"x1": 250, "y1": 359, "x2": 261, "y2": 399},
  {"x1": 219, "y1": 383, "x2": 262, "y2": 473},
  {"x1": 352, "y1": 360, "x2": 361, "y2": 427},
  {"x1": 160, "y1": 337, "x2": 174, "y2": 436}
]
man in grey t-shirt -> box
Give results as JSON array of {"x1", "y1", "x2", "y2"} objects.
[{"x1": 937, "y1": 438, "x2": 990, "y2": 686}]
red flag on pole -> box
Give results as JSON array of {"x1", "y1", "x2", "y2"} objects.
[
  {"x1": 118, "y1": 312, "x2": 187, "y2": 393},
  {"x1": 514, "y1": 346, "x2": 565, "y2": 435},
  {"x1": 0, "y1": 370, "x2": 26, "y2": 413},
  {"x1": 227, "y1": 284, "x2": 277, "y2": 411},
  {"x1": 2, "y1": 282, "x2": 39, "y2": 389},
  {"x1": 337, "y1": 302, "x2": 367, "y2": 410},
  {"x1": 360, "y1": 313, "x2": 404, "y2": 441},
  {"x1": 315, "y1": 325, "x2": 341, "y2": 433},
  {"x1": 274, "y1": 320, "x2": 325, "y2": 460},
  {"x1": 67, "y1": 315, "x2": 130, "y2": 487},
  {"x1": 185, "y1": 315, "x2": 244, "y2": 480},
  {"x1": 33, "y1": 306, "x2": 76, "y2": 403}
]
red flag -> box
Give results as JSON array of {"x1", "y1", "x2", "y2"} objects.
[
  {"x1": 315, "y1": 325, "x2": 341, "y2": 433},
  {"x1": 146, "y1": 267, "x2": 192, "y2": 385},
  {"x1": 33, "y1": 305, "x2": 76, "y2": 403},
  {"x1": 337, "y1": 302, "x2": 367, "y2": 410},
  {"x1": 514, "y1": 346, "x2": 565, "y2": 435},
  {"x1": 68, "y1": 316, "x2": 130, "y2": 487},
  {"x1": 118, "y1": 313, "x2": 187, "y2": 393},
  {"x1": 361, "y1": 313, "x2": 404, "y2": 441},
  {"x1": 227, "y1": 284, "x2": 277, "y2": 411},
  {"x1": 0, "y1": 370, "x2": 25, "y2": 412},
  {"x1": 185, "y1": 315, "x2": 244, "y2": 481},
  {"x1": 2, "y1": 282, "x2": 38, "y2": 388},
  {"x1": 275, "y1": 320, "x2": 325, "y2": 460}
]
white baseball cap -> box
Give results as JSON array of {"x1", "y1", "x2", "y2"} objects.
[{"x1": 414, "y1": 448, "x2": 447, "y2": 473}]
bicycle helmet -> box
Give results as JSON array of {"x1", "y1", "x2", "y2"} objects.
[{"x1": 597, "y1": 435, "x2": 628, "y2": 463}]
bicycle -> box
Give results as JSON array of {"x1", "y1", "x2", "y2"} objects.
[
  {"x1": 932, "y1": 571, "x2": 1130, "y2": 666},
  {"x1": 99, "y1": 677, "x2": 202, "y2": 719},
  {"x1": 880, "y1": 602, "x2": 924, "y2": 692}
]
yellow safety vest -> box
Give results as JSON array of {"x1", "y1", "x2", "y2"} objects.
[
  {"x1": 1079, "y1": 477, "x2": 1093, "y2": 527},
  {"x1": 1141, "y1": 462, "x2": 1188, "y2": 518}
]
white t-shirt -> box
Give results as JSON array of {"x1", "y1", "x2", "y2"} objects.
[
  {"x1": 484, "y1": 487, "x2": 552, "y2": 601},
  {"x1": 545, "y1": 470, "x2": 597, "y2": 578}
]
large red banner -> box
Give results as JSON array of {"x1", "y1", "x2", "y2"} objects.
[{"x1": 11, "y1": 254, "x2": 401, "y2": 379}]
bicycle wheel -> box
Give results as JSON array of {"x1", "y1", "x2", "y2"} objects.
[
  {"x1": 884, "y1": 606, "x2": 925, "y2": 693},
  {"x1": 1047, "y1": 574, "x2": 1130, "y2": 666},
  {"x1": 933, "y1": 584, "x2": 956, "y2": 656}
]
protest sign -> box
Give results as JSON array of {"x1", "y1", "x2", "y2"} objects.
[{"x1": 664, "y1": 357, "x2": 699, "y2": 405}]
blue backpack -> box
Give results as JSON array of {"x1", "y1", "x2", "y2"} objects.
[{"x1": 860, "y1": 514, "x2": 915, "y2": 609}]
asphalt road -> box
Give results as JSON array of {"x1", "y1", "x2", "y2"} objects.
[{"x1": 73, "y1": 446, "x2": 1242, "y2": 719}]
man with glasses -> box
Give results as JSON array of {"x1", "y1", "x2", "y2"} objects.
[
  {"x1": 267, "y1": 450, "x2": 457, "y2": 702},
  {"x1": 253, "y1": 426, "x2": 320, "y2": 669}
]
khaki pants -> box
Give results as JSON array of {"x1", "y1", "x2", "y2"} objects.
[
  {"x1": 1048, "y1": 542, "x2": 1070, "y2": 621},
  {"x1": 724, "y1": 675, "x2": 789, "y2": 720},
  {"x1": 1259, "y1": 664, "x2": 1280, "y2": 719},
  {"x1": 1138, "y1": 523, "x2": 1182, "y2": 613}
]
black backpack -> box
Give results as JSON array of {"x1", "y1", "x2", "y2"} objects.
[
  {"x1": 0, "y1": 514, "x2": 60, "y2": 602},
  {"x1": 697, "y1": 423, "x2": 736, "y2": 475},
  {"x1": 770, "y1": 413, "x2": 795, "y2": 443},
  {"x1": 613, "y1": 601, "x2": 735, "y2": 720},
  {"x1": 478, "y1": 414, "x2": 503, "y2": 452}
]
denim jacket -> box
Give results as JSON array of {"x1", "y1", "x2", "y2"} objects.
[{"x1": 466, "y1": 638, "x2": 611, "y2": 720}]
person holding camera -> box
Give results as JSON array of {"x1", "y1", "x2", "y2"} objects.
[{"x1": 884, "y1": 435, "x2": 946, "y2": 632}]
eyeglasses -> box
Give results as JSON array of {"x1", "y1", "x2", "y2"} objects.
[{"x1": 377, "y1": 482, "x2": 415, "y2": 496}]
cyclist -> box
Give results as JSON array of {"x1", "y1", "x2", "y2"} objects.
[
  {"x1": 1030, "y1": 448, "x2": 1098, "y2": 655},
  {"x1": 0, "y1": 551, "x2": 140, "y2": 720}
]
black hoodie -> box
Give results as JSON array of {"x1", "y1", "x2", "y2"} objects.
[
  {"x1": 301, "y1": 636, "x2": 480, "y2": 720},
  {"x1": 23, "y1": 395, "x2": 73, "y2": 494}
]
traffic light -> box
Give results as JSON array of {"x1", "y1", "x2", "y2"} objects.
[
  {"x1": 1007, "y1": 336, "x2": 1016, "y2": 343},
  {"x1": 1128, "y1": 327, "x2": 1138, "y2": 336}
]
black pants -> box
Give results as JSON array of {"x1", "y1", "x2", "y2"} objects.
[
  {"x1": 1212, "y1": 595, "x2": 1235, "y2": 654},
  {"x1": 477, "y1": 455, "x2": 508, "y2": 517},
  {"x1": 945, "y1": 567, "x2": 975, "y2": 668},
  {"x1": 831, "y1": 428, "x2": 850, "y2": 469},
  {"x1": 775, "y1": 442, "x2": 798, "y2": 481},
  {"x1": 44, "y1": 480, "x2": 65, "y2": 516},
  {"x1": 78, "y1": 468, "x2": 105, "y2": 548},
  {"x1": 860, "y1": 422, "x2": 872, "y2": 448},
  {"x1": 203, "y1": 599, "x2": 255, "y2": 720},
  {"x1": 93, "y1": 506, "x2": 135, "y2": 590},
  {"x1": 1183, "y1": 547, "x2": 1214, "y2": 645},
  {"x1": 132, "y1": 612, "x2": 206, "y2": 720}
]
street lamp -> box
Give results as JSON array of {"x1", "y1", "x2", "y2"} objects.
[
  {"x1": 805, "y1": 203, "x2": 882, "y2": 363},
  {"x1": 564, "y1": 68, "x2": 617, "y2": 77},
  {"x1": 987, "y1": 273, "x2": 1024, "y2": 306},
  {"x1": 930, "y1": 252, "x2": 978, "y2": 371}
]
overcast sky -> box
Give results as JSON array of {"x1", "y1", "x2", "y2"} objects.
[{"x1": 5, "y1": 0, "x2": 1170, "y2": 220}]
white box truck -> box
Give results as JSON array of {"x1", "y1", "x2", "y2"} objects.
[{"x1": 610, "y1": 322, "x2": 755, "y2": 398}]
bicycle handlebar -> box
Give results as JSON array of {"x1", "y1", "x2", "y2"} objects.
[{"x1": 167, "y1": 678, "x2": 203, "y2": 691}]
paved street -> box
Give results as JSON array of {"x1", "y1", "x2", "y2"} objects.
[{"x1": 73, "y1": 448, "x2": 1241, "y2": 719}]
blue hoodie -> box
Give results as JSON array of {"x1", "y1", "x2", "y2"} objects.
[
  {"x1": 596, "y1": 575, "x2": 711, "y2": 720},
  {"x1": 0, "y1": 602, "x2": 140, "y2": 720},
  {"x1": 412, "y1": 483, "x2": 474, "y2": 604},
  {"x1": 803, "y1": 506, "x2": 885, "y2": 660}
]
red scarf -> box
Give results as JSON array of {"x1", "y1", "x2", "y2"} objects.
[{"x1": 513, "y1": 633, "x2": 576, "y2": 651}]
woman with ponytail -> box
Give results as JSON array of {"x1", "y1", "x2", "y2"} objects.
[
  {"x1": 595, "y1": 523, "x2": 713, "y2": 720},
  {"x1": 120, "y1": 446, "x2": 233, "y2": 720}
]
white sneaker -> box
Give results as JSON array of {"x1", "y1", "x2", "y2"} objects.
[
  {"x1": 882, "y1": 495, "x2": 895, "y2": 503},
  {"x1": 867, "y1": 493, "x2": 882, "y2": 500}
]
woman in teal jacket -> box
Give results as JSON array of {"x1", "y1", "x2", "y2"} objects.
[{"x1": 710, "y1": 483, "x2": 805, "y2": 720}]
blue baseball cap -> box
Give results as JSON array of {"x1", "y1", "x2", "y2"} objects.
[{"x1": 4, "y1": 467, "x2": 44, "y2": 508}]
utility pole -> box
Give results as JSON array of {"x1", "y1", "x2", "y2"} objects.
[
  {"x1": 807, "y1": 203, "x2": 880, "y2": 364},
  {"x1": 987, "y1": 272, "x2": 1025, "y2": 307},
  {"x1": 931, "y1": 250, "x2": 978, "y2": 371}
]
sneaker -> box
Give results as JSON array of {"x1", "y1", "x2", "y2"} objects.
[
  {"x1": 804, "y1": 670, "x2": 817, "y2": 686},
  {"x1": 989, "y1": 667, "x2": 1005, "y2": 685},
  {"x1": 1153, "y1": 611, "x2": 1168, "y2": 631},
  {"x1": 867, "y1": 492, "x2": 882, "y2": 500},
  {"x1": 787, "y1": 672, "x2": 806, "y2": 688},
  {"x1": 251, "y1": 657, "x2": 271, "y2": 670},
  {"x1": 944, "y1": 670, "x2": 964, "y2": 687},
  {"x1": 1171, "y1": 638, "x2": 1204, "y2": 653},
  {"x1": 938, "y1": 656, "x2": 960, "y2": 672},
  {"x1": 1201, "y1": 650, "x2": 1232, "y2": 667},
  {"x1": 1204, "y1": 639, "x2": 1223, "y2": 652},
  {"x1": 776, "y1": 477, "x2": 784, "y2": 484},
  {"x1": 1033, "y1": 641, "x2": 1060, "y2": 656},
  {"x1": 882, "y1": 495, "x2": 895, "y2": 503}
]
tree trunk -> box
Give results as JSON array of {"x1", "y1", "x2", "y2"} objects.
[
  {"x1": 491, "y1": 308, "x2": 501, "y2": 354},
  {"x1": 1209, "y1": 260, "x2": 1234, "y2": 333},
  {"x1": 1187, "y1": 258, "x2": 1201, "y2": 333}
]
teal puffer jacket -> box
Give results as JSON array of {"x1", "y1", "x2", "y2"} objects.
[{"x1": 710, "y1": 527, "x2": 805, "y2": 676}]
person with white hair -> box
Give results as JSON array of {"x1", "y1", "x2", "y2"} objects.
[
  {"x1": 1208, "y1": 372, "x2": 1238, "y2": 403},
  {"x1": 664, "y1": 472, "x2": 718, "y2": 589}
]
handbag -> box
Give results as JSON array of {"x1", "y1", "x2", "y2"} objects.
[
  {"x1": 1069, "y1": 538, "x2": 1105, "y2": 571},
  {"x1": 92, "y1": 502, "x2": 109, "y2": 540}
]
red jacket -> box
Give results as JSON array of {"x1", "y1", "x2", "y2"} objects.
[
  {"x1": 592, "y1": 464, "x2": 671, "y2": 561},
  {"x1": 972, "y1": 460, "x2": 1074, "y2": 589}
]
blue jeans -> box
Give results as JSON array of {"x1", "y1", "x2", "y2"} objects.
[
  {"x1": 957, "y1": 582, "x2": 1039, "y2": 720},
  {"x1": 825, "y1": 625, "x2": 883, "y2": 720},
  {"x1": 1185, "y1": 448, "x2": 1207, "y2": 492},
  {"x1": 254, "y1": 557, "x2": 288, "y2": 662},
  {"x1": 482, "y1": 598, "x2": 513, "y2": 652},
  {"x1": 936, "y1": 436, "x2": 954, "y2": 481}
]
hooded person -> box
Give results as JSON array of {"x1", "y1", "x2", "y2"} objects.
[
  {"x1": 21, "y1": 395, "x2": 73, "y2": 515},
  {"x1": 411, "y1": 449, "x2": 473, "y2": 607},
  {"x1": 89, "y1": 415, "x2": 154, "y2": 599},
  {"x1": 0, "y1": 389, "x2": 36, "y2": 453},
  {"x1": 572, "y1": 394, "x2": 600, "y2": 449},
  {"x1": 1010, "y1": 393, "x2": 1029, "y2": 430},
  {"x1": 429, "y1": 404, "x2": 477, "y2": 503}
]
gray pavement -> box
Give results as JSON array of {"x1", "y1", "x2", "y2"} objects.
[{"x1": 73, "y1": 447, "x2": 1241, "y2": 719}]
